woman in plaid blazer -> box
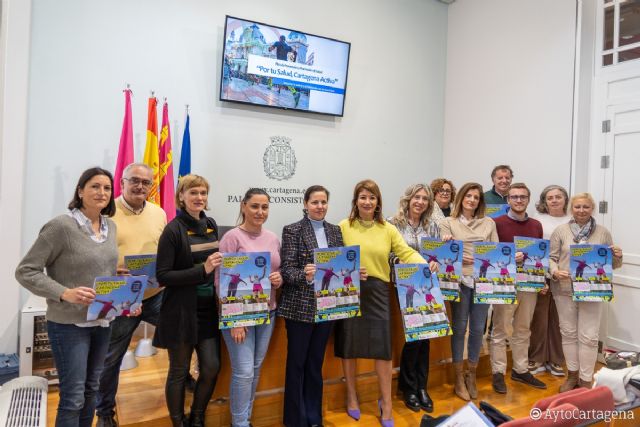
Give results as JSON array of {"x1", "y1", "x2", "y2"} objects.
[{"x1": 279, "y1": 185, "x2": 344, "y2": 427}]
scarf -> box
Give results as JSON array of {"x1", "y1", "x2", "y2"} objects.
[{"x1": 569, "y1": 216, "x2": 595, "y2": 243}]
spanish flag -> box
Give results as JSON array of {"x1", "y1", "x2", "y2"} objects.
[
  {"x1": 159, "y1": 101, "x2": 176, "y2": 221},
  {"x1": 143, "y1": 97, "x2": 160, "y2": 205}
]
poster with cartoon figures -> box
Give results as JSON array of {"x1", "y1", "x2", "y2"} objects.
[
  {"x1": 420, "y1": 237, "x2": 463, "y2": 302},
  {"x1": 473, "y1": 242, "x2": 517, "y2": 304},
  {"x1": 218, "y1": 252, "x2": 271, "y2": 329},
  {"x1": 124, "y1": 254, "x2": 158, "y2": 288},
  {"x1": 87, "y1": 276, "x2": 148, "y2": 321},
  {"x1": 313, "y1": 246, "x2": 361, "y2": 322},
  {"x1": 514, "y1": 237, "x2": 550, "y2": 292},
  {"x1": 394, "y1": 263, "x2": 451, "y2": 342},
  {"x1": 485, "y1": 204, "x2": 509, "y2": 219},
  {"x1": 570, "y1": 244, "x2": 613, "y2": 302}
]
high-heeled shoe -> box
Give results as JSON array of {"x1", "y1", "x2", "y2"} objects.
[
  {"x1": 377, "y1": 399, "x2": 394, "y2": 427},
  {"x1": 346, "y1": 407, "x2": 361, "y2": 421}
]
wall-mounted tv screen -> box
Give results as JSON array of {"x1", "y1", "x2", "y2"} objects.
[{"x1": 220, "y1": 16, "x2": 351, "y2": 117}]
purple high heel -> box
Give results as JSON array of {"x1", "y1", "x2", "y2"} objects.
[
  {"x1": 378, "y1": 399, "x2": 394, "y2": 427},
  {"x1": 346, "y1": 407, "x2": 361, "y2": 421}
]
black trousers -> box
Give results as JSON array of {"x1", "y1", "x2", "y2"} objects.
[
  {"x1": 165, "y1": 336, "x2": 220, "y2": 419},
  {"x1": 398, "y1": 339, "x2": 430, "y2": 393},
  {"x1": 283, "y1": 318, "x2": 333, "y2": 427}
]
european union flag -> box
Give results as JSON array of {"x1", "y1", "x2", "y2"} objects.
[{"x1": 178, "y1": 114, "x2": 191, "y2": 178}]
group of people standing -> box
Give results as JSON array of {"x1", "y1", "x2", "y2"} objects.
[{"x1": 15, "y1": 163, "x2": 623, "y2": 427}]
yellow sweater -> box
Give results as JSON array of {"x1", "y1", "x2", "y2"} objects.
[
  {"x1": 339, "y1": 219, "x2": 425, "y2": 282},
  {"x1": 113, "y1": 198, "x2": 167, "y2": 299}
]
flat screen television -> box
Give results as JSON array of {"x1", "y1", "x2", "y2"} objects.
[{"x1": 219, "y1": 16, "x2": 351, "y2": 117}]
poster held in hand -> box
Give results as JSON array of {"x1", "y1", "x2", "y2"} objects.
[
  {"x1": 313, "y1": 245, "x2": 361, "y2": 322},
  {"x1": 394, "y1": 263, "x2": 451, "y2": 342},
  {"x1": 514, "y1": 237, "x2": 549, "y2": 292},
  {"x1": 219, "y1": 252, "x2": 271, "y2": 329},
  {"x1": 124, "y1": 254, "x2": 158, "y2": 288},
  {"x1": 570, "y1": 244, "x2": 613, "y2": 302},
  {"x1": 473, "y1": 242, "x2": 517, "y2": 304},
  {"x1": 419, "y1": 237, "x2": 462, "y2": 302},
  {"x1": 88, "y1": 275, "x2": 148, "y2": 321}
]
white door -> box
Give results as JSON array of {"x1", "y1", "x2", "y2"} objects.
[{"x1": 600, "y1": 101, "x2": 640, "y2": 352}]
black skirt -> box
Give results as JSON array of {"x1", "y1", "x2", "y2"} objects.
[{"x1": 334, "y1": 277, "x2": 392, "y2": 360}]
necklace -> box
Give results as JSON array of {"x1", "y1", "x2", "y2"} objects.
[{"x1": 357, "y1": 218, "x2": 375, "y2": 228}]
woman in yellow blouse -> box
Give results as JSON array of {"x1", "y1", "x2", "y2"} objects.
[{"x1": 335, "y1": 179, "x2": 429, "y2": 427}]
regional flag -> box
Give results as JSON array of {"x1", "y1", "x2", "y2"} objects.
[
  {"x1": 143, "y1": 97, "x2": 160, "y2": 205},
  {"x1": 159, "y1": 102, "x2": 176, "y2": 221},
  {"x1": 114, "y1": 89, "x2": 134, "y2": 198}
]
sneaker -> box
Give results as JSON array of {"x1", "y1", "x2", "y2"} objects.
[
  {"x1": 528, "y1": 360, "x2": 546, "y2": 375},
  {"x1": 546, "y1": 362, "x2": 565, "y2": 377},
  {"x1": 492, "y1": 373, "x2": 507, "y2": 394},
  {"x1": 511, "y1": 369, "x2": 547, "y2": 389}
]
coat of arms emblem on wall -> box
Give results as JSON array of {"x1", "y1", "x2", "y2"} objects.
[{"x1": 263, "y1": 136, "x2": 297, "y2": 181}]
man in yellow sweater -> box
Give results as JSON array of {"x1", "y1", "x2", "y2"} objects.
[{"x1": 96, "y1": 163, "x2": 167, "y2": 427}]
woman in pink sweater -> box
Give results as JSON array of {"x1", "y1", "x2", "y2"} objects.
[{"x1": 218, "y1": 188, "x2": 282, "y2": 427}]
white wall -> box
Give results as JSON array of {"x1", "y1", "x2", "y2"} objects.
[
  {"x1": 0, "y1": 0, "x2": 449, "y2": 352},
  {"x1": 443, "y1": 0, "x2": 577, "y2": 201},
  {"x1": 0, "y1": 0, "x2": 32, "y2": 353}
]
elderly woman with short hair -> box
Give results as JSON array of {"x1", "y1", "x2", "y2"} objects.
[
  {"x1": 430, "y1": 178, "x2": 456, "y2": 225},
  {"x1": 528, "y1": 185, "x2": 570, "y2": 377},
  {"x1": 549, "y1": 192, "x2": 623, "y2": 391}
]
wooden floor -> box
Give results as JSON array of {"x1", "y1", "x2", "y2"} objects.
[{"x1": 46, "y1": 347, "x2": 569, "y2": 426}]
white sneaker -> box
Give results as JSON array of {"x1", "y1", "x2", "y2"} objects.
[
  {"x1": 546, "y1": 362, "x2": 565, "y2": 377},
  {"x1": 528, "y1": 361, "x2": 546, "y2": 374}
]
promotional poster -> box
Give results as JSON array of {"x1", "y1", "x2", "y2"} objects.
[
  {"x1": 514, "y1": 237, "x2": 549, "y2": 292},
  {"x1": 124, "y1": 254, "x2": 158, "y2": 288},
  {"x1": 485, "y1": 204, "x2": 510, "y2": 219},
  {"x1": 219, "y1": 252, "x2": 272, "y2": 328},
  {"x1": 570, "y1": 244, "x2": 613, "y2": 302},
  {"x1": 313, "y1": 246, "x2": 361, "y2": 322},
  {"x1": 87, "y1": 276, "x2": 148, "y2": 321},
  {"x1": 394, "y1": 263, "x2": 451, "y2": 342},
  {"x1": 419, "y1": 237, "x2": 463, "y2": 302},
  {"x1": 473, "y1": 242, "x2": 517, "y2": 304}
]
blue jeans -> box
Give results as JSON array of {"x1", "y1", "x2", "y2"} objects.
[
  {"x1": 47, "y1": 321, "x2": 112, "y2": 427},
  {"x1": 96, "y1": 291, "x2": 163, "y2": 417},
  {"x1": 450, "y1": 285, "x2": 489, "y2": 363},
  {"x1": 221, "y1": 311, "x2": 275, "y2": 427}
]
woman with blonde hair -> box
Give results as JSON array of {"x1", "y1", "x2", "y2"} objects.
[
  {"x1": 439, "y1": 182, "x2": 498, "y2": 401},
  {"x1": 155, "y1": 174, "x2": 222, "y2": 427},
  {"x1": 388, "y1": 183, "x2": 440, "y2": 413},
  {"x1": 336, "y1": 179, "x2": 427, "y2": 427},
  {"x1": 549, "y1": 193, "x2": 622, "y2": 391}
]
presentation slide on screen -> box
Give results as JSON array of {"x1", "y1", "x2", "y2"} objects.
[{"x1": 220, "y1": 17, "x2": 350, "y2": 116}]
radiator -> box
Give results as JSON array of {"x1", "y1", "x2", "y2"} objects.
[{"x1": 0, "y1": 376, "x2": 48, "y2": 427}]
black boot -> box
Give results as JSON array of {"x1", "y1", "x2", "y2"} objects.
[
  {"x1": 189, "y1": 410, "x2": 205, "y2": 427},
  {"x1": 402, "y1": 390, "x2": 421, "y2": 412},
  {"x1": 418, "y1": 389, "x2": 434, "y2": 413},
  {"x1": 169, "y1": 414, "x2": 188, "y2": 427}
]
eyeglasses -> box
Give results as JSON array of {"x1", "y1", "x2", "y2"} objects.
[
  {"x1": 509, "y1": 195, "x2": 529, "y2": 201},
  {"x1": 438, "y1": 189, "x2": 452, "y2": 194},
  {"x1": 124, "y1": 177, "x2": 153, "y2": 187}
]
